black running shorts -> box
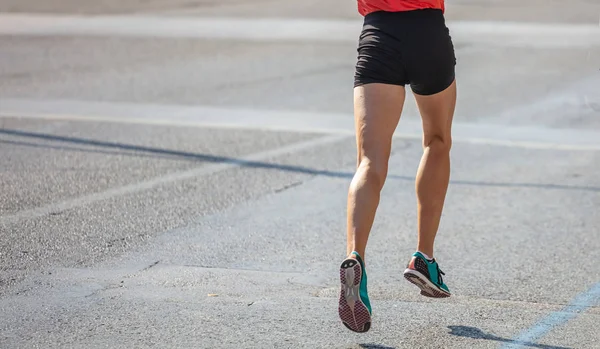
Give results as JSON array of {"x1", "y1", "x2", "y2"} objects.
[{"x1": 354, "y1": 9, "x2": 456, "y2": 96}]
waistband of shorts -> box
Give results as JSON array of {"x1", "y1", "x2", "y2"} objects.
[{"x1": 364, "y1": 9, "x2": 443, "y2": 21}]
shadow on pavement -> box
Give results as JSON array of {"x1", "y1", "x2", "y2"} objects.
[
  {"x1": 359, "y1": 344, "x2": 396, "y2": 349},
  {"x1": 2, "y1": 128, "x2": 600, "y2": 193},
  {"x1": 448, "y1": 326, "x2": 572, "y2": 349}
]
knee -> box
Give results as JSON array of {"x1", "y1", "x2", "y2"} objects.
[
  {"x1": 423, "y1": 134, "x2": 452, "y2": 154},
  {"x1": 354, "y1": 158, "x2": 388, "y2": 191}
]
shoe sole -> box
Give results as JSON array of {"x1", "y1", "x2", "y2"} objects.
[
  {"x1": 403, "y1": 269, "x2": 451, "y2": 298},
  {"x1": 339, "y1": 258, "x2": 371, "y2": 333}
]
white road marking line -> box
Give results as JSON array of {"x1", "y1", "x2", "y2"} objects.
[
  {"x1": 0, "y1": 110, "x2": 356, "y2": 136},
  {"x1": 1, "y1": 99, "x2": 600, "y2": 151},
  {"x1": 501, "y1": 282, "x2": 600, "y2": 348},
  {"x1": 0, "y1": 133, "x2": 348, "y2": 226},
  {"x1": 1, "y1": 14, "x2": 599, "y2": 47}
]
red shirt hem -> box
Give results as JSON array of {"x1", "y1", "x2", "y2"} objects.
[{"x1": 358, "y1": 0, "x2": 445, "y2": 16}]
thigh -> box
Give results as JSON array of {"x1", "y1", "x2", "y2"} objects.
[
  {"x1": 414, "y1": 80, "x2": 456, "y2": 144},
  {"x1": 403, "y1": 10, "x2": 457, "y2": 141},
  {"x1": 354, "y1": 83, "x2": 406, "y2": 165}
]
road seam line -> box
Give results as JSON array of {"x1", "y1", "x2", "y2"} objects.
[
  {"x1": 2, "y1": 110, "x2": 600, "y2": 151},
  {"x1": 0, "y1": 133, "x2": 348, "y2": 225}
]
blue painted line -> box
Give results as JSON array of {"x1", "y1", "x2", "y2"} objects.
[{"x1": 501, "y1": 282, "x2": 600, "y2": 348}]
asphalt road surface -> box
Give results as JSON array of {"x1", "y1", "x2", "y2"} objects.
[{"x1": 1, "y1": 1, "x2": 600, "y2": 348}]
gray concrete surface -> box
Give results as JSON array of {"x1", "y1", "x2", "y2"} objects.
[{"x1": 1, "y1": 0, "x2": 599, "y2": 348}]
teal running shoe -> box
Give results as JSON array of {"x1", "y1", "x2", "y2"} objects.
[
  {"x1": 338, "y1": 251, "x2": 372, "y2": 332},
  {"x1": 403, "y1": 252, "x2": 451, "y2": 298}
]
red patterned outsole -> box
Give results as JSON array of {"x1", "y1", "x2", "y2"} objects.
[
  {"x1": 339, "y1": 262, "x2": 371, "y2": 333},
  {"x1": 404, "y1": 272, "x2": 451, "y2": 298}
]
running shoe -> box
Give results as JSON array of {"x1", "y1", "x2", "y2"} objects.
[
  {"x1": 403, "y1": 252, "x2": 451, "y2": 298},
  {"x1": 338, "y1": 251, "x2": 372, "y2": 332}
]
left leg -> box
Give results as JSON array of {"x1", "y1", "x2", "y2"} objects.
[
  {"x1": 339, "y1": 10, "x2": 410, "y2": 333},
  {"x1": 346, "y1": 84, "x2": 405, "y2": 260},
  {"x1": 340, "y1": 83, "x2": 405, "y2": 334}
]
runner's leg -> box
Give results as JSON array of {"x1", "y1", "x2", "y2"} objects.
[
  {"x1": 346, "y1": 83, "x2": 405, "y2": 259},
  {"x1": 414, "y1": 80, "x2": 457, "y2": 258}
]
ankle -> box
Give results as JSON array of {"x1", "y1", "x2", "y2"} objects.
[
  {"x1": 349, "y1": 250, "x2": 365, "y2": 258},
  {"x1": 417, "y1": 250, "x2": 434, "y2": 261}
]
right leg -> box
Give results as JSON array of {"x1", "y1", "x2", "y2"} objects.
[
  {"x1": 346, "y1": 83, "x2": 405, "y2": 260},
  {"x1": 403, "y1": 81, "x2": 455, "y2": 299},
  {"x1": 414, "y1": 80, "x2": 456, "y2": 258},
  {"x1": 401, "y1": 8, "x2": 457, "y2": 298}
]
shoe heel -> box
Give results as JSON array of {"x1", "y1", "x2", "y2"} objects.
[{"x1": 339, "y1": 258, "x2": 371, "y2": 333}]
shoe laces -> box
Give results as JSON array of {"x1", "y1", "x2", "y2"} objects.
[{"x1": 436, "y1": 264, "x2": 445, "y2": 285}]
